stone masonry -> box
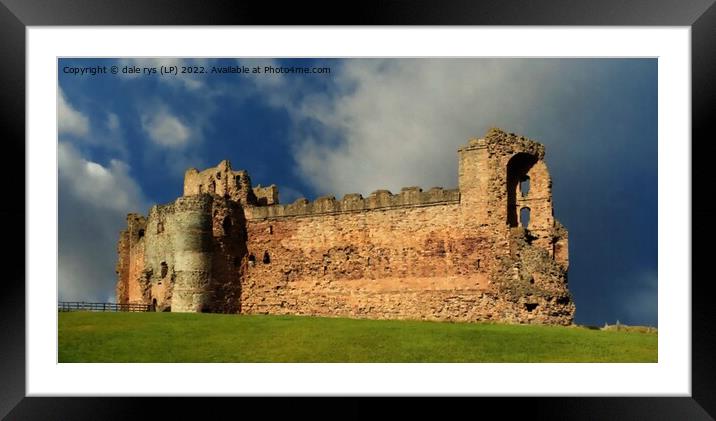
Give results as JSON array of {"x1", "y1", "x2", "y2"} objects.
[{"x1": 116, "y1": 128, "x2": 574, "y2": 324}]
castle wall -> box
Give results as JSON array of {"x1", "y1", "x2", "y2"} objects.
[
  {"x1": 116, "y1": 214, "x2": 147, "y2": 305},
  {"x1": 240, "y1": 187, "x2": 572, "y2": 324},
  {"x1": 143, "y1": 203, "x2": 176, "y2": 310},
  {"x1": 241, "y1": 202, "x2": 496, "y2": 321},
  {"x1": 115, "y1": 230, "x2": 130, "y2": 304},
  {"x1": 253, "y1": 185, "x2": 279, "y2": 205},
  {"x1": 118, "y1": 195, "x2": 247, "y2": 312},
  {"x1": 457, "y1": 139, "x2": 491, "y2": 223},
  {"x1": 206, "y1": 196, "x2": 246, "y2": 313},
  {"x1": 127, "y1": 239, "x2": 146, "y2": 304},
  {"x1": 115, "y1": 128, "x2": 574, "y2": 325}
]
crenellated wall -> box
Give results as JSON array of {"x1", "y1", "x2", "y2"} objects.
[
  {"x1": 245, "y1": 187, "x2": 460, "y2": 220},
  {"x1": 253, "y1": 184, "x2": 279, "y2": 205},
  {"x1": 116, "y1": 128, "x2": 574, "y2": 325}
]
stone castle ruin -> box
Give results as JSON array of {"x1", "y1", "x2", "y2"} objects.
[{"x1": 116, "y1": 128, "x2": 575, "y2": 325}]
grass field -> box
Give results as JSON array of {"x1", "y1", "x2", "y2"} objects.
[{"x1": 58, "y1": 312, "x2": 657, "y2": 363}]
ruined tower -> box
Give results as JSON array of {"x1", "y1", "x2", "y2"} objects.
[{"x1": 116, "y1": 128, "x2": 574, "y2": 324}]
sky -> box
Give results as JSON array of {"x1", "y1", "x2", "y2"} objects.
[{"x1": 58, "y1": 58, "x2": 657, "y2": 327}]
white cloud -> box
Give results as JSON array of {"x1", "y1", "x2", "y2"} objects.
[
  {"x1": 58, "y1": 142, "x2": 145, "y2": 211},
  {"x1": 58, "y1": 87, "x2": 90, "y2": 137},
  {"x1": 141, "y1": 106, "x2": 191, "y2": 148},
  {"x1": 247, "y1": 58, "x2": 573, "y2": 196},
  {"x1": 58, "y1": 142, "x2": 148, "y2": 301}
]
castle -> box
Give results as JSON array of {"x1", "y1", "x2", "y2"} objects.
[{"x1": 115, "y1": 128, "x2": 575, "y2": 325}]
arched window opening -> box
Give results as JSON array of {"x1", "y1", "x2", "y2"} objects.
[
  {"x1": 520, "y1": 207, "x2": 531, "y2": 229},
  {"x1": 152, "y1": 298, "x2": 157, "y2": 311},
  {"x1": 248, "y1": 254, "x2": 256, "y2": 266},
  {"x1": 160, "y1": 262, "x2": 168, "y2": 278},
  {"x1": 263, "y1": 251, "x2": 271, "y2": 264},
  {"x1": 157, "y1": 221, "x2": 164, "y2": 234},
  {"x1": 222, "y1": 216, "x2": 232, "y2": 235},
  {"x1": 137, "y1": 229, "x2": 145, "y2": 239},
  {"x1": 520, "y1": 176, "x2": 531, "y2": 197},
  {"x1": 198, "y1": 184, "x2": 204, "y2": 194},
  {"x1": 216, "y1": 172, "x2": 221, "y2": 180},
  {"x1": 476, "y1": 259, "x2": 481, "y2": 269},
  {"x1": 209, "y1": 180, "x2": 216, "y2": 194},
  {"x1": 506, "y1": 153, "x2": 537, "y2": 227}
]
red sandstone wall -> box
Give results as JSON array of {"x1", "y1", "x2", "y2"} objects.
[
  {"x1": 127, "y1": 243, "x2": 146, "y2": 304},
  {"x1": 208, "y1": 198, "x2": 246, "y2": 313},
  {"x1": 241, "y1": 203, "x2": 502, "y2": 321},
  {"x1": 115, "y1": 129, "x2": 574, "y2": 324},
  {"x1": 116, "y1": 214, "x2": 148, "y2": 305},
  {"x1": 115, "y1": 230, "x2": 130, "y2": 304}
]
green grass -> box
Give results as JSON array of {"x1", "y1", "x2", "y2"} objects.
[{"x1": 58, "y1": 312, "x2": 657, "y2": 363}]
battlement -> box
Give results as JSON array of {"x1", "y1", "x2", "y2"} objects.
[
  {"x1": 247, "y1": 186, "x2": 460, "y2": 220},
  {"x1": 253, "y1": 184, "x2": 279, "y2": 205}
]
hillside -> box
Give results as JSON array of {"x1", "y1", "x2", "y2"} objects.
[{"x1": 58, "y1": 312, "x2": 657, "y2": 363}]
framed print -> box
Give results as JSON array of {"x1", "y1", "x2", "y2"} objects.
[{"x1": 1, "y1": 0, "x2": 713, "y2": 418}]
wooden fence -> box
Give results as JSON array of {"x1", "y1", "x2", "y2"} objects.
[{"x1": 58, "y1": 301, "x2": 153, "y2": 312}]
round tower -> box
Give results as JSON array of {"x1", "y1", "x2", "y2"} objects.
[{"x1": 171, "y1": 195, "x2": 214, "y2": 312}]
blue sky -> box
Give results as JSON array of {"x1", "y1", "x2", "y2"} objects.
[{"x1": 58, "y1": 58, "x2": 657, "y2": 326}]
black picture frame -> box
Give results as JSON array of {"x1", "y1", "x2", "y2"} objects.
[{"x1": 1, "y1": 0, "x2": 712, "y2": 418}]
